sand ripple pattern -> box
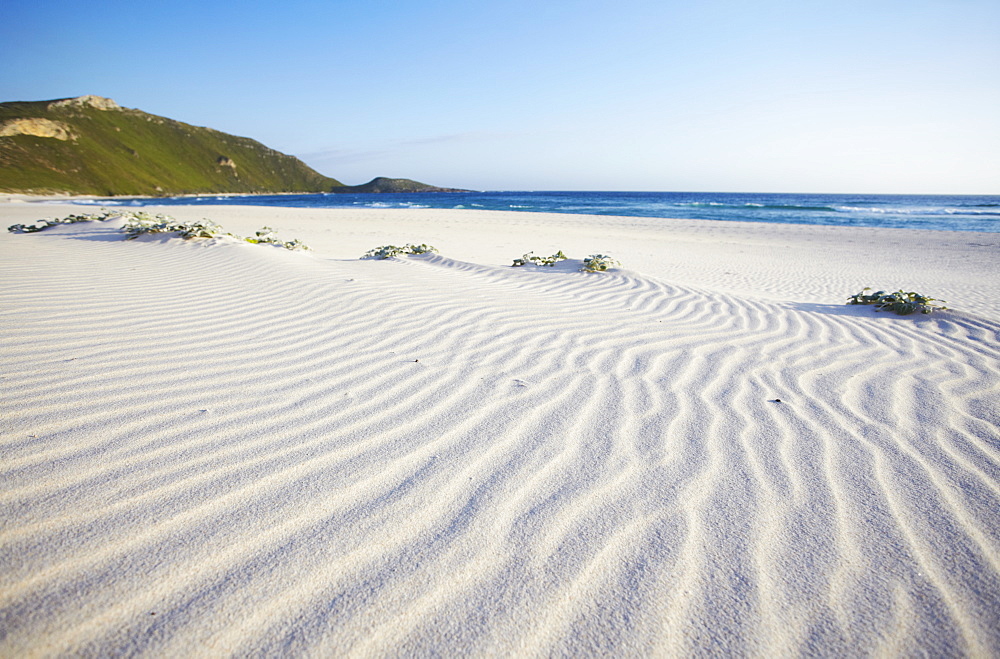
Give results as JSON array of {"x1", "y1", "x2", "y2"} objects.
[{"x1": 1, "y1": 223, "x2": 999, "y2": 656}]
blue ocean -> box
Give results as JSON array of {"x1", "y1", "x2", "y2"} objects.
[{"x1": 78, "y1": 191, "x2": 1000, "y2": 233}]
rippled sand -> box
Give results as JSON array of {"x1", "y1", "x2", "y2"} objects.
[{"x1": 2, "y1": 204, "x2": 998, "y2": 655}]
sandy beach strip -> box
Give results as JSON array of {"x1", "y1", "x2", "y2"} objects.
[{"x1": 1, "y1": 203, "x2": 998, "y2": 655}]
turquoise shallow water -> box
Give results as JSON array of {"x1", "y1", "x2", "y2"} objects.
[{"x1": 77, "y1": 191, "x2": 1000, "y2": 233}]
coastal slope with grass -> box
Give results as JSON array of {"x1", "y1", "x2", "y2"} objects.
[{"x1": 0, "y1": 96, "x2": 457, "y2": 197}]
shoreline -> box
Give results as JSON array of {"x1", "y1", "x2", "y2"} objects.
[
  {"x1": 4, "y1": 190, "x2": 998, "y2": 235},
  {"x1": 2, "y1": 203, "x2": 998, "y2": 655}
]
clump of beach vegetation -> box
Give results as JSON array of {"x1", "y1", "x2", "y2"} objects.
[
  {"x1": 8, "y1": 209, "x2": 310, "y2": 250},
  {"x1": 510, "y1": 250, "x2": 621, "y2": 272},
  {"x1": 512, "y1": 250, "x2": 568, "y2": 267},
  {"x1": 123, "y1": 214, "x2": 225, "y2": 239},
  {"x1": 362, "y1": 244, "x2": 439, "y2": 259},
  {"x1": 124, "y1": 214, "x2": 311, "y2": 250},
  {"x1": 8, "y1": 209, "x2": 120, "y2": 233},
  {"x1": 581, "y1": 254, "x2": 621, "y2": 272},
  {"x1": 848, "y1": 288, "x2": 946, "y2": 315},
  {"x1": 244, "y1": 226, "x2": 310, "y2": 251}
]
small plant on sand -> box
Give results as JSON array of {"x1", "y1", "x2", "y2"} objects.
[
  {"x1": 116, "y1": 211, "x2": 172, "y2": 235},
  {"x1": 244, "y1": 226, "x2": 311, "y2": 251},
  {"x1": 581, "y1": 254, "x2": 621, "y2": 272},
  {"x1": 277, "y1": 238, "x2": 310, "y2": 251},
  {"x1": 246, "y1": 226, "x2": 279, "y2": 244},
  {"x1": 362, "y1": 243, "x2": 439, "y2": 259},
  {"x1": 847, "y1": 288, "x2": 946, "y2": 315},
  {"x1": 8, "y1": 208, "x2": 120, "y2": 233},
  {"x1": 123, "y1": 214, "x2": 224, "y2": 239},
  {"x1": 175, "y1": 219, "x2": 225, "y2": 239},
  {"x1": 124, "y1": 216, "x2": 310, "y2": 249},
  {"x1": 512, "y1": 250, "x2": 568, "y2": 267},
  {"x1": 9, "y1": 209, "x2": 309, "y2": 250}
]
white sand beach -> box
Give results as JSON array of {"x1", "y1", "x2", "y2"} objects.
[{"x1": 2, "y1": 202, "x2": 999, "y2": 656}]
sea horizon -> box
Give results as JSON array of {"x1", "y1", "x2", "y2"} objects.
[{"x1": 70, "y1": 190, "x2": 1000, "y2": 233}]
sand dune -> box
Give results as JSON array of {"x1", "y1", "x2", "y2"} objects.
[{"x1": 1, "y1": 205, "x2": 999, "y2": 655}]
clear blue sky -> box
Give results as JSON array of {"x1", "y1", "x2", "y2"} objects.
[{"x1": 4, "y1": 0, "x2": 999, "y2": 193}]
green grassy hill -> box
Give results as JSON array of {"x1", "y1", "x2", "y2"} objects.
[{"x1": 0, "y1": 95, "x2": 343, "y2": 196}]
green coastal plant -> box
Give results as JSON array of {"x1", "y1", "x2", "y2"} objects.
[
  {"x1": 511, "y1": 250, "x2": 567, "y2": 267},
  {"x1": 510, "y1": 250, "x2": 622, "y2": 272},
  {"x1": 118, "y1": 211, "x2": 177, "y2": 235},
  {"x1": 124, "y1": 216, "x2": 310, "y2": 249},
  {"x1": 245, "y1": 226, "x2": 279, "y2": 244},
  {"x1": 241, "y1": 226, "x2": 310, "y2": 251},
  {"x1": 9, "y1": 209, "x2": 309, "y2": 250},
  {"x1": 179, "y1": 219, "x2": 226, "y2": 239},
  {"x1": 123, "y1": 214, "x2": 225, "y2": 239},
  {"x1": 7, "y1": 208, "x2": 120, "y2": 233},
  {"x1": 847, "y1": 288, "x2": 946, "y2": 315},
  {"x1": 362, "y1": 243, "x2": 439, "y2": 259},
  {"x1": 581, "y1": 254, "x2": 621, "y2": 272}
]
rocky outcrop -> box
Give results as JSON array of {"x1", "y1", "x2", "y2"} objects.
[
  {"x1": 216, "y1": 155, "x2": 238, "y2": 178},
  {"x1": 47, "y1": 95, "x2": 121, "y2": 111},
  {"x1": 0, "y1": 118, "x2": 74, "y2": 140}
]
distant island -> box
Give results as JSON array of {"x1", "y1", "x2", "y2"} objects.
[
  {"x1": 330, "y1": 176, "x2": 467, "y2": 194},
  {"x1": 0, "y1": 95, "x2": 465, "y2": 196}
]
